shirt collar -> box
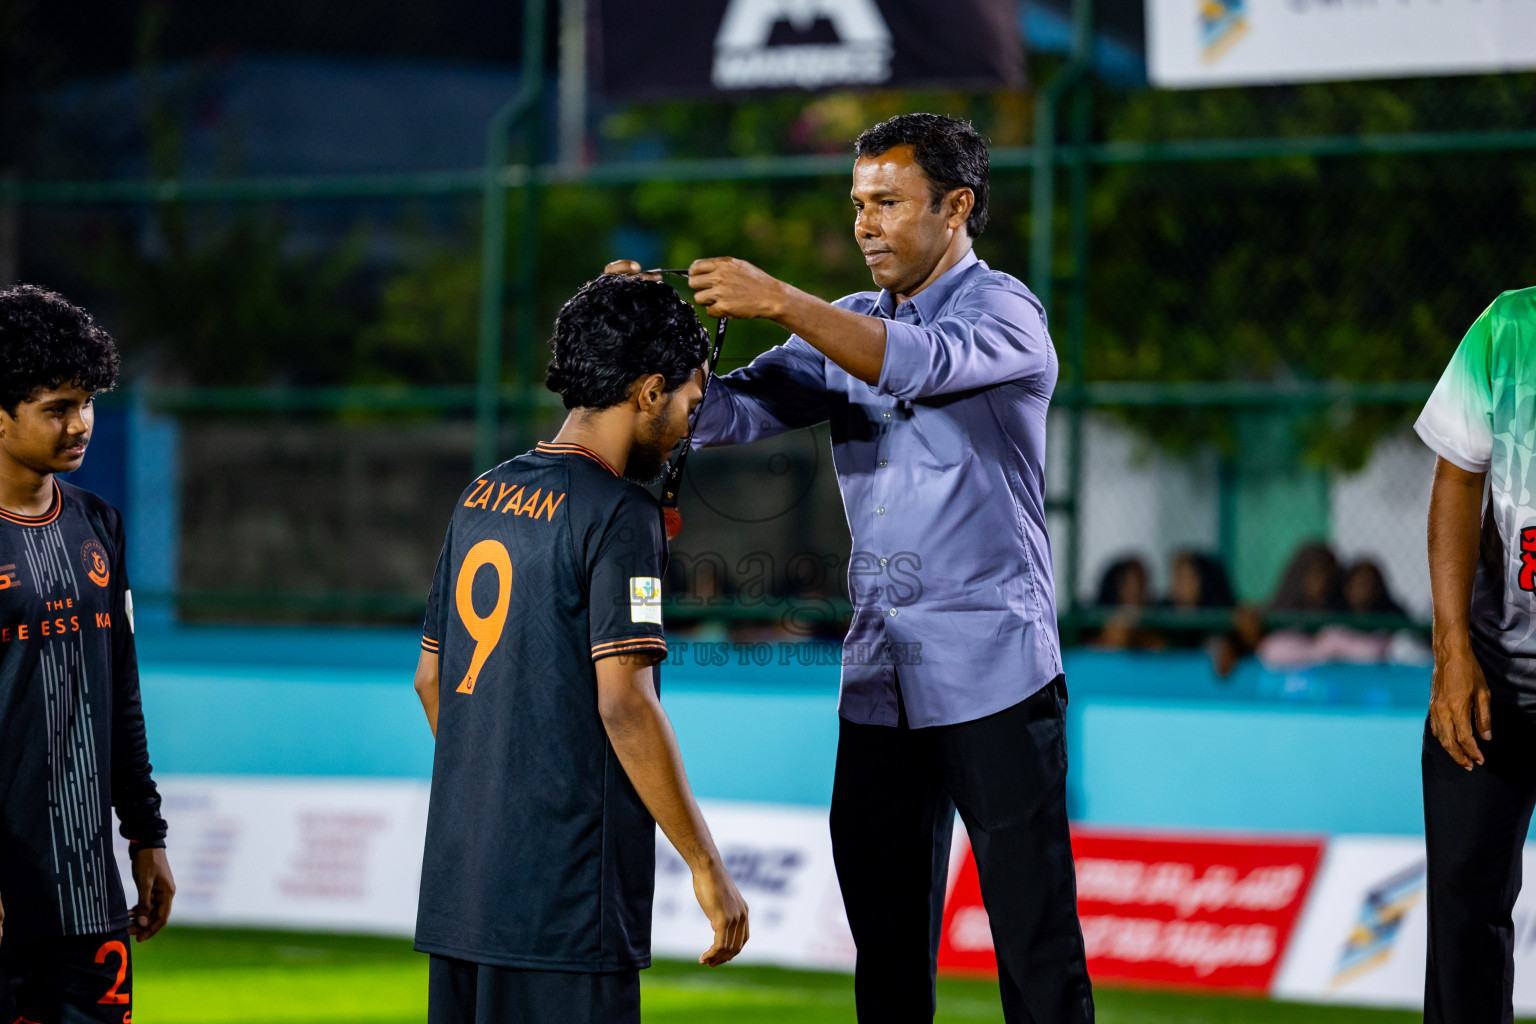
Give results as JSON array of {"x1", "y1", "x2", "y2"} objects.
[{"x1": 874, "y1": 248, "x2": 980, "y2": 323}]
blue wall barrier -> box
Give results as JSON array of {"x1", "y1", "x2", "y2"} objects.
[{"x1": 136, "y1": 629, "x2": 1433, "y2": 835}]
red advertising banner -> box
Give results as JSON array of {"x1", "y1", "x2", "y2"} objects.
[{"x1": 938, "y1": 827, "x2": 1326, "y2": 993}]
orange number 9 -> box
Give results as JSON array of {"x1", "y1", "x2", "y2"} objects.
[{"x1": 454, "y1": 539, "x2": 513, "y2": 695}]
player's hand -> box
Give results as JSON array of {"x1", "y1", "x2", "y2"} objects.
[
  {"x1": 603, "y1": 260, "x2": 663, "y2": 282},
  {"x1": 1430, "y1": 643, "x2": 1492, "y2": 770},
  {"x1": 129, "y1": 847, "x2": 176, "y2": 941},
  {"x1": 688, "y1": 258, "x2": 787, "y2": 321},
  {"x1": 693, "y1": 860, "x2": 749, "y2": 967}
]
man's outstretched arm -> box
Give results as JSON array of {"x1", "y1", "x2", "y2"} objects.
[
  {"x1": 1427, "y1": 455, "x2": 1490, "y2": 770},
  {"x1": 596, "y1": 653, "x2": 749, "y2": 966},
  {"x1": 603, "y1": 259, "x2": 833, "y2": 446}
]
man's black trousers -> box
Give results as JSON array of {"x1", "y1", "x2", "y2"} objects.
[
  {"x1": 829, "y1": 676, "x2": 1095, "y2": 1024},
  {"x1": 1423, "y1": 706, "x2": 1536, "y2": 1024}
]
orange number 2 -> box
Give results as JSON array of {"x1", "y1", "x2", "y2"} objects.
[
  {"x1": 96, "y1": 939, "x2": 130, "y2": 1005},
  {"x1": 454, "y1": 539, "x2": 513, "y2": 695}
]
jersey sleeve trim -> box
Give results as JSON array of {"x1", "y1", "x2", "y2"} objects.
[
  {"x1": 1414, "y1": 416, "x2": 1492, "y2": 474},
  {"x1": 591, "y1": 636, "x2": 667, "y2": 661},
  {"x1": 421, "y1": 635, "x2": 440, "y2": 654}
]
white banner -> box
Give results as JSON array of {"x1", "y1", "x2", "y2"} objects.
[
  {"x1": 1274, "y1": 835, "x2": 1536, "y2": 1014},
  {"x1": 119, "y1": 777, "x2": 866, "y2": 967},
  {"x1": 116, "y1": 776, "x2": 430, "y2": 935},
  {"x1": 1147, "y1": 0, "x2": 1536, "y2": 89},
  {"x1": 650, "y1": 802, "x2": 858, "y2": 969}
]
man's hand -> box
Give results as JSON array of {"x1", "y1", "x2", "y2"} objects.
[
  {"x1": 693, "y1": 860, "x2": 749, "y2": 967},
  {"x1": 129, "y1": 847, "x2": 175, "y2": 941},
  {"x1": 603, "y1": 260, "x2": 663, "y2": 282},
  {"x1": 1430, "y1": 643, "x2": 1492, "y2": 770},
  {"x1": 687, "y1": 258, "x2": 788, "y2": 321}
]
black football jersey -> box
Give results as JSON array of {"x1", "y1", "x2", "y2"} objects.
[
  {"x1": 0, "y1": 481, "x2": 166, "y2": 938},
  {"x1": 415, "y1": 441, "x2": 668, "y2": 971}
]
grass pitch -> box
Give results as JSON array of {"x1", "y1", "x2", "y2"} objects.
[{"x1": 134, "y1": 926, "x2": 1438, "y2": 1023}]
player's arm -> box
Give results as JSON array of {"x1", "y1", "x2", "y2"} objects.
[
  {"x1": 1427, "y1": 456, "x2": 1491, "y2": 770},
  {"x1": 414, "y1": 649, "x2": 440, "y2": 737},
  {"x1": 416, "y1": 534, "x2": 449, "y2": 738},
  {"x1": 595, "y1": 652, "x2": 749, "y2": 967},
  {"x1": 105, "y1": 513, "x2": 174, "y2": 941}
]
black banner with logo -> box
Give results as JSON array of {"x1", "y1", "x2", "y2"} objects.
[{"x1": 593, "y1": 0, "x2": 1024, "y2": 98}]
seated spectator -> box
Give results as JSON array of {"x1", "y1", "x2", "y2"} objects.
[
  {"x1": 1342, "y1": 559, "x2": 1406, "y2": 618},
  {"x1": 1157, "y1": 549, "x2": 1258, "y2": 677},
  {"x1": 1163, "y1": 550, "x2": 1237, "y2": 649},
  {"x1": 1268, "y1": 541, "x2": 1345, "y2": 615},
  {"x1": 1257, "y1": 548, "x2": 1426, "y2": 669},
  {"x1": 1089, "y1": 556, "x2": 1159, "y2": 650}
]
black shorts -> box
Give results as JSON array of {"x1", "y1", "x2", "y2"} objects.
[
  {"x1": 427, "y1": 955, "x2": 639, "y2": 1024},
  {"x1": 0, "y1": 929, "x2": 133, "y2": 1024}
]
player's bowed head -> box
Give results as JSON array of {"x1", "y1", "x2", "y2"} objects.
[{"x1": 544, "y1": 274, "x2": 711, "y2": 487}]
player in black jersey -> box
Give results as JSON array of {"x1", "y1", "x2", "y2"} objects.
[
  {"x1": 412, "y1": 275, "x2": 748, "y2": 1023},
  {"x1": 0, "y1": 286, "x2": 173, "y2": 1024}
]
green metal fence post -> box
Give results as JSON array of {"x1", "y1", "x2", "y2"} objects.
[
  {"x1": 475, "y1": 0, "x2": 548, "y2": 472},
  {"x1": 1031, "y1": 0, "x2": 1094, "y2": 621},
  {"x1": 512, "y1": 152, "x2": 545, "y2": 449},
  {"x1": 1063, "y1": 0, "x2": 1094, "y2": 632}
]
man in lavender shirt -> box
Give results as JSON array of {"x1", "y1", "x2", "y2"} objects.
[{"x1": 607, "y1": 113, "x2": 1092, "y2": 1024}]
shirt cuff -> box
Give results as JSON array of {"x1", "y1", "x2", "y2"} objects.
[
  {"x1": 875, "y1": 318, "x2": 926, "y2": 399},
  {"x1": 421, "y1": 635, "x2": 440, "y2": 654}
]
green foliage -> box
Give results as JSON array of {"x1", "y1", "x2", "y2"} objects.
[
  {"x1": 99, "y1": 208, "x2": 368, "y2": 386},
  {"x1": 356, "y1": 243, "x2": 479, "y2": 386},
  {"x1": 1083, "y1": 74, "x2": 1536, "y2": 466}
]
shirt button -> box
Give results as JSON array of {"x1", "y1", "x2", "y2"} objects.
[
  {"x1": 879, "y1": 557, "x2": 888, "y2": 567},
  {"x1": 876, "y1": 506, "x2": 885, "y2": 515},
  {"x1": 879, "y1": 459, "x2": 889, "y2": 468},
  {"x1": 882, "y1": 411, "x2": 892, "y2": 420},
  {"x1": 888, "y1": 608, "x2": 898, "y2": 617}
]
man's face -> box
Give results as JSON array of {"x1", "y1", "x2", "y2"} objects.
[
  {"x1": 624, "y1": 365, "x2": 708, "y2": 485},
  {"x1": 0, "y1": 384, "x2": 95, "y2": 477},
  {"x1": 852, "y1": 145, "x2": 963, "y2": 299}
]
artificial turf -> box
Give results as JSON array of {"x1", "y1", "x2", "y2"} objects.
[{"x1": 131, "y1": 926, "x2": 1450, "y2": 1024}]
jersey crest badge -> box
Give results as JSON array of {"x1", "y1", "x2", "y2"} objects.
[{"x1": 81, "y1": 540, "x2": 110, "y2": 588}]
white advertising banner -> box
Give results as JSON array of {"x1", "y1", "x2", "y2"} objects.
[
  {"x1": 116, "y1": 776, "x2": 430, "y2": 935},
  {"x1": 120, "y1": 777, "x2": 865, "y2": 968},
  {"x1": 1274, "y1": 835, "x2": 1536, "y2": 1014},
  {"x1": 1147, "y1": 0, "x2": 1536, "y2": 89},
  {"x1": 650, "y1": 801, "x2": 858, "y2": 969}
]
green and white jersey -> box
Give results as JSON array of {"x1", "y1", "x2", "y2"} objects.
[{"x1": 1416, "y1": 287, "x2": 1536, "y2": 703}]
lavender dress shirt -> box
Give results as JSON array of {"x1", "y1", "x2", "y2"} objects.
[{"x1": 691, "y1": 249, "x2": 1062, "y2": 728}]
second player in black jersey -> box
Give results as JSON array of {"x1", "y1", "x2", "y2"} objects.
[
  {"x1": 0, "y1": 286, "x2": 174, "y2": 1024},
  {"x1": 412, "y1": 275, "x2": 749, "y2": 1023}
]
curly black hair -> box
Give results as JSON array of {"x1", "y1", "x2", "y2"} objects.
[
  {"x1": 0, "y1": 285, "x2": 121, "y2": 414},
  {"x1": 546, "y1": 275, "x2": 709, "y2": 411},
  {"x1": 854, "y1": 113, "x2": 991, "y2": 238}
]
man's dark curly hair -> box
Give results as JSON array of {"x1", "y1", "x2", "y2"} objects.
[
  {"x1": 0, "y1": 285, "x2": 121, "y2": 415},
  {"x1": 854, "y1": 113, "x2": 991, "y2": 238},
  {"x1": 546, "y1": 275, "x2": 709, "y2": 411}
]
